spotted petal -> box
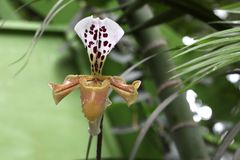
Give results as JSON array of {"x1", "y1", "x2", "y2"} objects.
[{"x1": 74, "y1": 16, "x2": 124, "y2": 75}]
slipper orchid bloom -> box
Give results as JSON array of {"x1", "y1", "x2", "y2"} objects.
[{"x1": 49, "y1": 16, "x2": 141, "y2": 136}]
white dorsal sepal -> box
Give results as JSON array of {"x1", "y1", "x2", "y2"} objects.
[{"x1": 74, "y1": 16, "x2": 124, "y2": 75}]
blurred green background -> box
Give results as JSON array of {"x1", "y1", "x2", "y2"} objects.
[{"x1": 0, "y1": 0, "x2": 240, "y2": 160}]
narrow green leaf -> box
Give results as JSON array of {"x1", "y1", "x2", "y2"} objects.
[
  {"x1": 213, "y1": 122, "x2": 240, "y2": 160},
  {"x1": 173, "y1": 36, "x2": 240, "y2": 58},
  {"x1": 172, "y1": 52, "x2": 240, "y2": 79},
  {"x1": 129, "y1": 92, "x2": 179, "y2": 160},
  {"x1": 171, "y1": 44, "x2": 240, "y2": 71}
]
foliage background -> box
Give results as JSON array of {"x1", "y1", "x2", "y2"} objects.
[{"x1": 0, "y1": 0, "x2": 239, "y2": 159}]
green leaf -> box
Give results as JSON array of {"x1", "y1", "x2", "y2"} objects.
[{"x1": 0, "y1": 0, "x2": 21, "y2": 19}]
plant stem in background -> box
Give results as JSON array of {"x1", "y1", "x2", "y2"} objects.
[
  {"x1": 96, "y1": 116, "x2": 104, "y2": 160},
  {"x1": 118, "y1": 1, "x2": 210, "y2": 159},
  {"x1": 85, "y1": 135, "x2": 93, "y2": 160},
  {"x1": 213, "y1": 122, "x2": 240, "y2": 160}
]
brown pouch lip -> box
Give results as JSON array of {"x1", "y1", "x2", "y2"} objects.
[{"x1": 79, "y1": 78, "x2": 110, "y2": 122}]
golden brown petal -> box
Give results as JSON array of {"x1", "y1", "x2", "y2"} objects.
[
  {"x1": 110, "y1": 76, "x2": 141, "y2": 106},
  {"x1": 48, "y1": 75, "x2": 80, "y2": 104}
]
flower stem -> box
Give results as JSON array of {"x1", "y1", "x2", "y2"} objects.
[
  {"x1": 96, "y1": 115, "x2": 104, "y2": 160},
  {"x1": 85, "y1": 135, "x2": 92, "y2": 160}
]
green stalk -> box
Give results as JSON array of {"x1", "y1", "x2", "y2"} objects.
[
  {"x1": 96, "y1": 116, "x2": 104, "y2": 160},
  {"x1": 85, "y1": 135, "x2": 92, "y2": 160},
  {"x1": 118, "y1": 1, "x2": 210, "y2": 159}
]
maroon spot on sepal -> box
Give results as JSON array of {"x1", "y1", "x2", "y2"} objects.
[
  {"x1": 93, "y1": 33, "x2": 97, "y2": 40},
  {"x1": 90, "y1": 24, "x2": 95, "y2": 30},
  {"x1": 97, "y1": 52, "x2": 101, "y2": 59},
  {"x1": 100, "y1": 62, "x2": 103, "y2": 68},
  {"x1": 93, "y1": 46, "x2": 97, "y2": 54},
  {"x1": 101, "y1": 26, "x2": 106, "y2": 32},
  {"x1": 88, "y1": 41, "x2": 94, "y2": 48},
  {"x1": 90, "y1": 54, "x2": 93, "y2": 61},
  {"x1": 98, "y1": 40, "x2": 102, "y2": 48},
  {"x1": 103, "y1": 41, "x2": 108, "y2": 46},
  {"x1": 103, "y1": 33, "x2": 108, "y2": 37},
  {"x1": 101, "y1": 55, "x2": 105, "y2": 60}
]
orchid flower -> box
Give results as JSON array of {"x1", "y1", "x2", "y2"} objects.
[{"x1": 49, "y1": 16, "x2": 141, "y2": 136}]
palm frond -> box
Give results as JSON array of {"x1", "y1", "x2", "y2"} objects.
[{"x1": 171, "y1": 26, "x2": 240, "y2": 89}]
